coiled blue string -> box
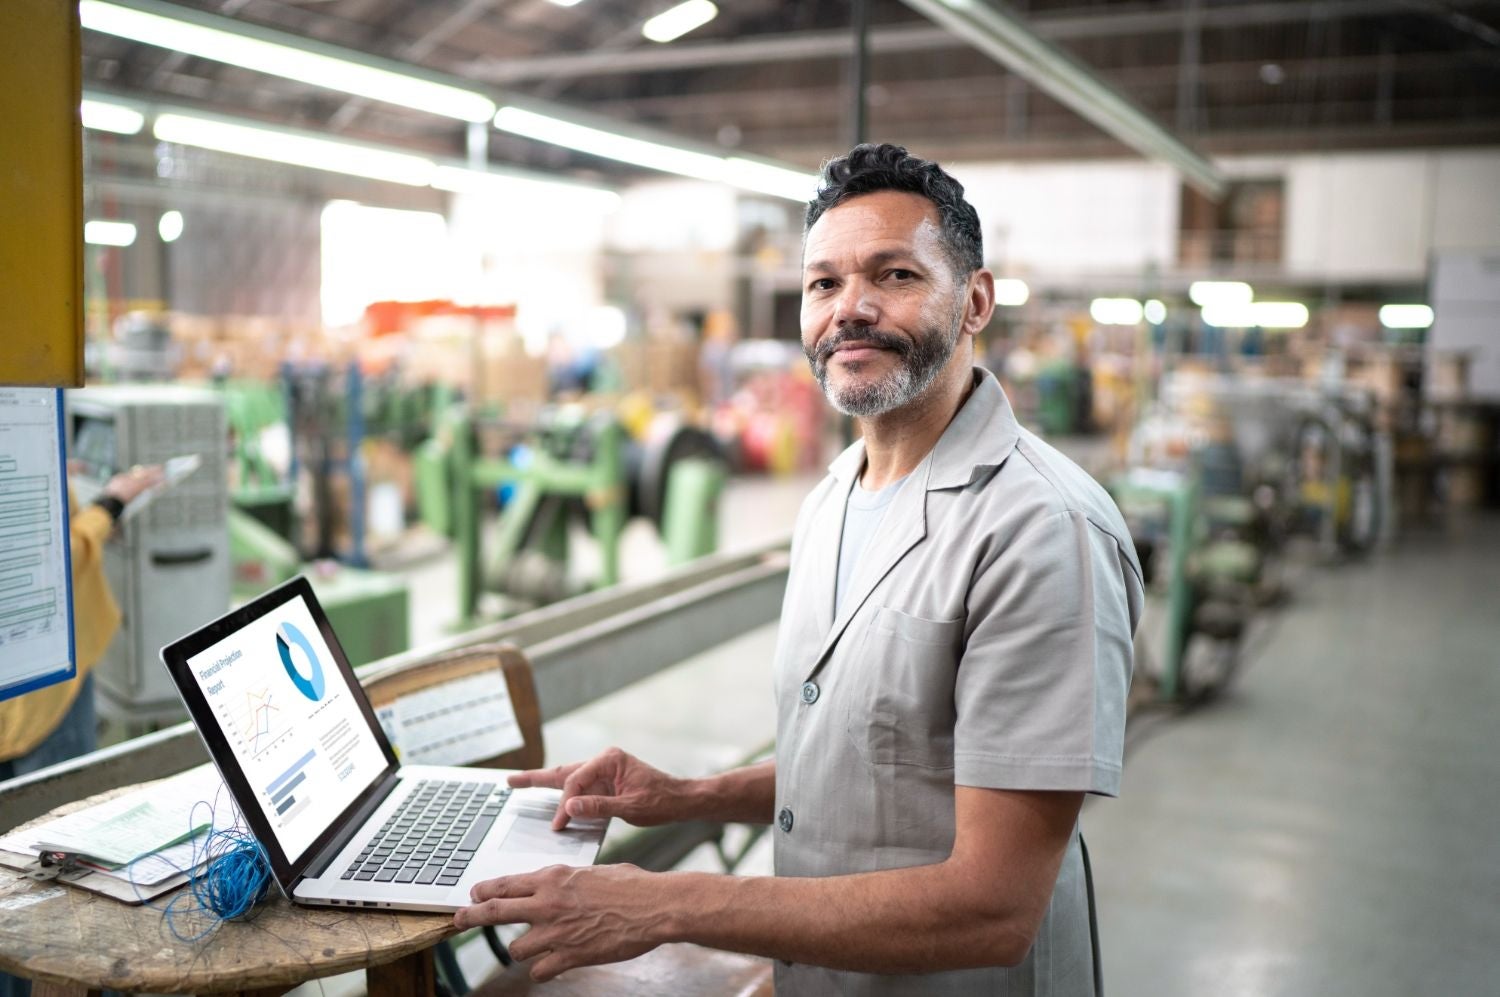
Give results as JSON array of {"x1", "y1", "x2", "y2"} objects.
[{"x1": 129, "y1": 794, "x2": 274, "y2": 942}]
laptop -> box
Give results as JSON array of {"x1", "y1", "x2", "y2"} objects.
[{"x1": 160, "y1": 575, "x2": 606, "y2": 913}]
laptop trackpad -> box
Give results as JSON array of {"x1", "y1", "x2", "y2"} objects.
[{"x1": 498, "y1": 796, "x2": 605, "y2": 857}]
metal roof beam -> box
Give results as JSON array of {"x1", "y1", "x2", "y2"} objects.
[
  {"x1": 458, "y1": 0, "x2": 1457, "y2": 85},
  {"x1": 899, "y1": 0, "x2": 1225, "y2": 199}
]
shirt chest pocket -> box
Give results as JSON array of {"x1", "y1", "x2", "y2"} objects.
[{"x1": 842, "y1": 606, "x2": 964, "y2": 769}]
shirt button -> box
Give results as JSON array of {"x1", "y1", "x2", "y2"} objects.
[
  {"x1": 800, "y1": 681, "x2": 820, "y2": 705},
  {"x1": 778, "y1": 806, "x2": 794, "y2": 833}
]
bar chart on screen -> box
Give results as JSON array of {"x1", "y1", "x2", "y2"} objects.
[{"x1": 265, "y1": 747, "x2": 318, "y2": 827}]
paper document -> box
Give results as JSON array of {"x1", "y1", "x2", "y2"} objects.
[
  {"x1": 33, "y1": 799, "x2": 210, "y2": 869},
  {"x1": 0, "y1": 764, "x2": 232, "y2": 887},
  {"x1": 374, "y1": 670, "x2": 524, "y2": 766},
  {"x1": 71, "y1": 452, "x2": 202, "y2": 524},
  {"x1": 0, "y1": 387, "x2": 75, "y2": 701},
  {"x1": 121, "y1": 453, "x2": 201, "y2": 523}
]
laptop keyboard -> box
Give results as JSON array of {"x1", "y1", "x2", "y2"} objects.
[{"x1": 340, "y1": 779, "x2": 511, "y2": 887}]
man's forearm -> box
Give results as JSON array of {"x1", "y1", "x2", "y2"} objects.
[
  {"x1": 654, "y1": 860, "x2": 1031, "y2": 974},
  {"x1": 678, "y1": 759, "x2": 776, "y2": 824}
]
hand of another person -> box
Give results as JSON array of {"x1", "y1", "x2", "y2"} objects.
[
  {"x1": 454, "y1": 863, "x2": 667, "y2": 981},
  {"x1": 102, "y1": 464, "x2": 164, "y2": 505},
  {"x1": 508, "y1": 748, "x2": 686, "y2": 831}
]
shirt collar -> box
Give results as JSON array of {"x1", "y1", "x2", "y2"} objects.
[{"x1": 825, "y1": 367, "x2": 1021, "y2": 490}]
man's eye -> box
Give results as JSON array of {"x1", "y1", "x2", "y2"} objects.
[
  {"x1": 886, "y1": 269, "x2": 914, "y2": 281},
  {"x1": 809, "y1": 278, "x2": 836, "y2": 291}
]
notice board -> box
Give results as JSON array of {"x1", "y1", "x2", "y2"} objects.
[{"x1": 0, "y1": 0, "x2": 84, "y2": 387}]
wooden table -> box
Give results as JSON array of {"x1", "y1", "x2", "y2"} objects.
[
  {"x1": 0, "y1": 774, "x2": 773, "y2": 996},
  {"x1": 0, "y1": 784, "x2": 456, "y2": 997}
]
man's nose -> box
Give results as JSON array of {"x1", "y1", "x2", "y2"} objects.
[{"x1": 833, "y1": 281, "x2": 879, "y2": 328}]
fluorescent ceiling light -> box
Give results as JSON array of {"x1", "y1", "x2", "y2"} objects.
[
  {"x1": 158, "y1": 210, "x2": 184, "y2": 243},
  {"x1": 494, "y1": 105, "x2": 816, "y2": 201},
  {"x1": 80, "y1": 0, "x2": 495, "y2": 123},
  {"x1": 547, "y1": 0, "x2": 585, "y2": 5},
  {"x1": 85, "y1": 220, "x2": 137, "y2": 247},
  {"x1": 81, "y1": 98, "x2": 144, "y2": 134},
  {"x1": 431, "y1": 164, "x2": 621, "y2": 209},
  {"x1": 1090, "y1": 298, "x2": 1144, "y2": 326},
  {"x1": 154, "y1": 113, "x2": 436, "y2": 186},
  {"x1": 721, "y1": 157, "x2": 816, "y2": 201},
  {"x1": 1201, "y1": 301, "x2": 1308, "y2": 329},
  {"x1": 496, "y1": 106, "x2": 725, "y2": 181},
  {"x1": 643, "y1": 0, "x2": 718, "y2": 43},
  {"x1": 1144, "y1": 298, "x2": 1166, "y2": 324},
  {"x1": 1379, "y1": 304, "x2": 1433, "y2": 329},
  {"x1": 994, "y1": 278, "x2": 1029, "y2": 307},
  {"x1": 1188, "y1": 280, "x2": 1253, "y2": 307}
]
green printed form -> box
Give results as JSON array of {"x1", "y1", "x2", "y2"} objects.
[{"x1": 33, "y1": 800, "x2": 211, "y2": 869}]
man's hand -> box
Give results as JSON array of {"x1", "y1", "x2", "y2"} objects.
[
  {"x1": 508, "y1": 747, "x2": 685, "y2": 831},
  {"x1": 454, "y1": 864, "x2": 670, "y2": 981},
  {"x1": 102, "y1": 464, "x2": 163, "y2": 505}
]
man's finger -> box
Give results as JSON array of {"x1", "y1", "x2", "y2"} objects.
[
  {"x1": 469, "y1": 873, "x2": 537, "y2": 903},
  {"x1": 554, "y1": 757, "x2": 608, "y2": 830},
  {"x1": 563, "y1": 795, "x2": 614, "y2": 821},
  {"x1": 452, "y1": 896, "x2": 537, "y2": 930},
  {"x1": 509, "y1": 763, "x2": 576, "y2": 790},
  {"x1": 506, "y1": 926, "x2": 553, "y2": 964},
  {"x1": 529, "y1": 950, "x2": 577, "y2": 983}
]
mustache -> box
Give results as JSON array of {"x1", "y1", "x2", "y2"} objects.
[{"x1": 809, "y1": 328, "x2": 914, "y2": 366}]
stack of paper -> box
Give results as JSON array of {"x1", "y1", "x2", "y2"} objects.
[{"x1": 0, "y1": 764, "x2": 236, "y2": 903}]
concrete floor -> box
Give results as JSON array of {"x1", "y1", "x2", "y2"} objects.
[
  {"x1": 1086, "y1": 515, "x2": 1500, "y2": 997},
  {"x1": 373, "y1": 468, "x2": 1500, "y2": 996}
]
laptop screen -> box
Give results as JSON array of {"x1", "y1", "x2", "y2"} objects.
[{"x1": 183, "y1": 589, "x2": 390, "y2": 864}]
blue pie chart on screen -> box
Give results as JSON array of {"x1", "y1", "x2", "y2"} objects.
[{"x1": 276, "y1": 622, "x2": 326, "y2": 701}]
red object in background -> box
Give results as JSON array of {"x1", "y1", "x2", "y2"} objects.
[
  {"x1": 717, "y1": 370, "x2": 827, "y2": 473},
  {"x1": 362, "y1": 299, "x2": 518, "y2": 336}
]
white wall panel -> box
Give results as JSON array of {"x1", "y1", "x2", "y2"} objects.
[
  {"x1": 952, "y1": 160, "x2": 1178, "y2": 280},
  {"x1": 1284, "y1": 153, "x2": 1432, "y2": 280},
  {"x1": 1431, "y1": 153, "x2": 1500, "y2": 252}
]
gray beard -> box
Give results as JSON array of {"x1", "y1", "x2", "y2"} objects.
[{"x1": 806, "y1": 321, "x2": 961, "y2": 418}]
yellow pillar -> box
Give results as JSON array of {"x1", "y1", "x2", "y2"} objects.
[{"x1": 0, "y1": 0, "x2": 83, "y2": 387}]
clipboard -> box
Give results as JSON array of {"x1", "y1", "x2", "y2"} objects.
[
  {"x1": 0, "y1": 764, "x2": 232, "y2": 905},
  {"x1": 0, "y1": 848, "x2": 191, "y2": 905},
  {"x1": 0, "y1": 386, "x2": 77, "y2": 701}
]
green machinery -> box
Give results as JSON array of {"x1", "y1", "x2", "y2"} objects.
[
  {"x1": 228, "y1": 507, "x2": 410, "y2": 667},
  {"x1": 418, "y1": 405, "x2": 727, "y2": 628},
  {"x1": 1112, "y1": 468, "x2": 1265, "y2": 701},
  {"x1": 220, "y1": 368, "x2": 424, "y2": 666}
]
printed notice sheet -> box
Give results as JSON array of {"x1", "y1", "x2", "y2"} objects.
[
  {"x1": 0, "y1": 388, "x2": 75, "y2": 701},
  {"x1": 374, "y1": 670, "x2": 524, "y2": 766}
]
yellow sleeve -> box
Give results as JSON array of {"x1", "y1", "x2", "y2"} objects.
[
  {"x1": 0, "y1": 495, "x2": 123, "y2": 763},
  {"x1": 68, "y1": 500, "x2": 122, "y2": 669}
]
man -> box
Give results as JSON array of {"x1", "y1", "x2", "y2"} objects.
[{"x1": 455, "y1": 144, "x2": 1143, "y2": 995}]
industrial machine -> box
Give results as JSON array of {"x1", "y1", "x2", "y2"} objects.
[
  {"x1": 1111, "y1": 467, "x2": 1264, "y2": 702},
  {"x1": 66, "y1": 385, "x2": 230, "y2": 726},
  {"x1": 419, "y1": 404, "x2": 727, "y2": 627}
]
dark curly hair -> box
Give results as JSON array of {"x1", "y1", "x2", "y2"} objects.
[{"x1": 805, "y1": 143, "x2": 983, "y2": 277}]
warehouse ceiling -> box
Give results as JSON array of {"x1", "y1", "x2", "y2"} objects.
[{"x1": 83, "y1": 0, "x2": 1500, "y2": 185}]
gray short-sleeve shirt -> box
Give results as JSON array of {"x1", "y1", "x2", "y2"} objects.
[{"x1": 771, "y1": 368, "x2": 1142, "y2": 996}]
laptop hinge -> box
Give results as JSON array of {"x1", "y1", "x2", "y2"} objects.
[{"x1": 298, "y1": 770, "x2": 403, "y2": 884}]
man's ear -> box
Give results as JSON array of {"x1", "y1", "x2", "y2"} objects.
[{"x1": 961, "y1": 269, "x2": 997, "y2": 338}]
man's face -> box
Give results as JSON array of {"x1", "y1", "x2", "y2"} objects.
[{"x1": 800, "y1": 190, "x2": 969, "y2": 418}]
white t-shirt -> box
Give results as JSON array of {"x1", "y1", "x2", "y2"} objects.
[{"x1": 835, "y1": 471, "x2": 910, "y2": 617}]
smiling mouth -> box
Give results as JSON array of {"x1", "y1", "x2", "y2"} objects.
[
  {"x1": 836, "y1": 342, "x2": 885, "y2": 354},
  {"x1": 826, "y1": 341, "x2": 890, "y2": 363}
]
